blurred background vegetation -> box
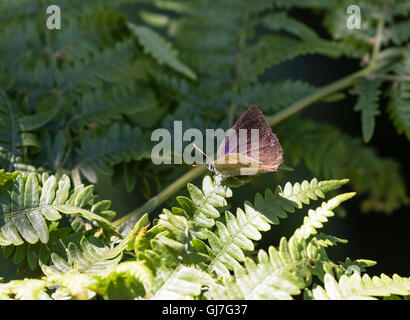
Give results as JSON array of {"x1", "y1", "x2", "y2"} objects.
[{"x1": 0, "y1": 0, "x2": 409, "y2": 282}]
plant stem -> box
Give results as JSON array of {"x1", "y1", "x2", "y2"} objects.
[
  {"x1": 115, "y1": 54, "x2": 398, "y2": 230},
  {"x1": 369, "y1": 0, "x2": 388, "y2": 70},
  {"x1": 114, "y1": 165, "x2": 207, "y2": 229}
]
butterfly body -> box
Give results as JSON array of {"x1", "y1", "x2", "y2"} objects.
[{"x1": 209, "y1": 106, "x2": 283, "y2": 180}]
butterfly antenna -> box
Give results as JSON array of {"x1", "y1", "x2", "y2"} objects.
[{"x1": 193, "y1": 143, "x2": 211, "y2": 162}]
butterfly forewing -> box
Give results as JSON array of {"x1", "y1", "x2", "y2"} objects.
[{"x1": 215, "y1": 106, "x2": 283, "y2": 176}]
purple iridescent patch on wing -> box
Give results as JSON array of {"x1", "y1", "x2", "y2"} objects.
[{"x1": 224, "y1": 141, "x2": 230, "y2": 155}]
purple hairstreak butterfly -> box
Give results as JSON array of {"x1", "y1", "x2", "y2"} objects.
[{"x1": 196, "y1": 106, "x2": 283, "y2": 185}]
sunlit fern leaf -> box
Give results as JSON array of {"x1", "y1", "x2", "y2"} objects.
[
  {"x1": 170, "y1": 176, "x2": 232, "y2": 232},
  {"x1": 0, "y1": 172, "x2": 118, "y2": 247},
  {"x1": 0, "y1": 279, "x2": 49, "y2": 300},
  {"x1": 203, "y1": 194, "x2": 353, "y2": 275},
  {"x1": 137, "y1": 238, "x2": 184, "y2": 294},
  {"x1": 292, "y1": 193, "x2": 356, "y2": 240},
  {"x1": 203, "y1": 180, "x2": 349, "y2": 276},
  {"x1": 43, "y1": 271, "x2": 97, "y2": 300},
  {"x1": 150, "y1": 265, "x2": 214, "y2": 300},
  {"x1": 46, "y1": 237, "x2": 123, "y2": 275},
  {"x1": 42, "y1": 214, "x2": 149, "y2": 275},
  {"x1": 312, "y1": 272, "x2": 410, "y2": 300},
  {"x1": 128, "y1": 23, "x2": 196, "y2": 80},
  {"x1": 91, "y1": 261, "x2": 153, "y2": 299},
  {"x1": 206, "y1": 237, "x2": 312, "y2": 300},
  {"x1": 160, "y1": 176, "x2": 348, "y2": 277},
  {"x1": 0, "y1": 169, "x2": 19, "y2": 187}
]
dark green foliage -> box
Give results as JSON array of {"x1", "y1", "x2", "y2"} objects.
[
  {"x1": 0, "y1": 0, "x2": 409, "y2": 300},
  {"x1": 277, "y1": 117, "x2": 408, "y2": 213}
]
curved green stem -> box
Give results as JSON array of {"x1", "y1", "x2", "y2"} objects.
[{"x1": 115, "y1": 165, "x2": 207, "y2": 229}]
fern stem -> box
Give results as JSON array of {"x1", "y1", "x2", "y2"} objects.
[
  {"x1": 114, "y1": 165, "x2": 207, "y2": 229},
  {"x1": 265, "y1": 60, "x2": 392, "y2": 127},
  {"x1": 369, "y1": 0, "x2": 388, "y2": 70}
]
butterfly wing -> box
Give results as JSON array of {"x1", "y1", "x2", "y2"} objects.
[
  {"x1": 214, "y1": 153, "x2": 262, "y2": 176},
  {"x1": 215, "y1": 106, "x2": 283, "y2": 175}
]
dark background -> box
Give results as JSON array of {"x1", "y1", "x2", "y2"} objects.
[{"x1": 1, "y1": 7, "x2": 409, "y2": 281}]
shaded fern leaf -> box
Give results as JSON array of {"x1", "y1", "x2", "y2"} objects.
[
  {"x1": 128, "y1": 23, "x2": 196, "y2": 80},
  {"x1": 76, "y1": 123, "x2": 152, "y2": 183},
  {"x1": 67, "y1": 82, "x2": 158, "y2": 128},
  {"x1": 278, "y1": 117, "x2": 409, "y2": 213},
  {"x1": 261, "y1": 12, "x2": 319, "y2": 40},
  {"x1": 236, "y1": 80, "x2": 316, "y2": 114},
  {"x1": 353, "y1": 79, "x2": 382, "y2": 143},
  {"x1": 388, "y1": 51, "x2": 410, "y2": 140},
  {"x1": 244, "y1": 35, "x2": 343, "y2": 83}
]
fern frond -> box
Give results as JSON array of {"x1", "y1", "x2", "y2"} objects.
[
  {"x1": 136, "y1": 235, "x2": 201, "y2": 296},
  {"x1": 150, "y1": 265, "x2": 214, "y2": 300},
  {"x1": 128, "y1": 23, "x2": 196, "y2": 80},
  {"x1": 76, "y1": 123, "x2": 151, "y2": 183},
  {"x1": 206, "y1": 188, "x2": 352, "y2": 277},
  {"x1": 312, "y1": 272, "x2": 410, "y2": 300},
  {"x1": 0, "y1": 279, "x2": 49, "y2": 300},
  {"x1": 237, "y1": 80, "x2": 316, "y2": 114},
  {"x1": 90, "y1": 261, "x2": 153, "y2": 299},
  {"x1": 160, "y1": 176, "x2": 348, "y2": 277},
  {"x1": 278, "y1": 117, "x2": 409, "y2": 213},
  {"x1": 42, "y1": 214, "x2": 149, "y2": 275},
  {"x1": 244, "y1": 35, "x2": 343, "y2": 83},
  {"x1": 0, "y1": 172, "x2": 118, "y2": 246},
  {"x1": 388, "y1": 50, "x2": 410, "y2": 140},
  {"x1": 293, "y1": 193, "x2": 356, "y2": 240},
  {"x1": 67, "y1": 82, "x2": 158, "y2": 128},
  {"x1": 353, "y1": 79, "x2": 382, "y2": 143},
  {"x1": 206, "y1": 192, "x2": 356, "y2": 299},
  {"x1": 261, "y1": 12, "x2": 319, "y2": 40}
]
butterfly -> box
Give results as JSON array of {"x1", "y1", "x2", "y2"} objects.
[{"x1": 206, "y1": 106, "x2": 283, "y2": 183}]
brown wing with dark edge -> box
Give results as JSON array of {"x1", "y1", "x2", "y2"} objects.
[{"x1": 217, "y1": 106, "x2": 283, "y2": 172}]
